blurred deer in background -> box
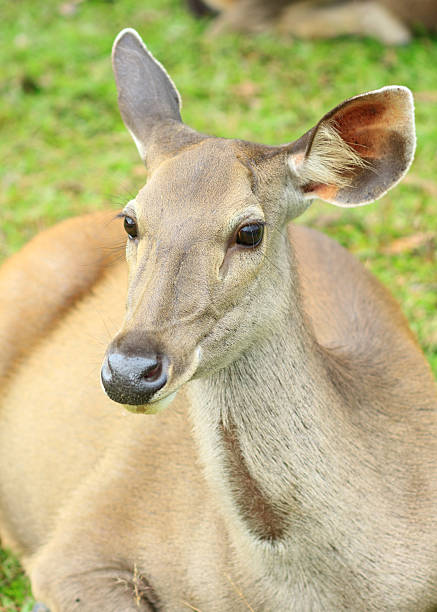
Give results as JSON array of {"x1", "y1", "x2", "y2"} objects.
[
  {"x1": 188, "y1": 0, "x2": 437, "y2": 45},
  {"x1": 0, "y1": 28, "x2": 436, "y2": 612}
]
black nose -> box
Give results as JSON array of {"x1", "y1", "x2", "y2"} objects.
[{"x1": 101, "y1": 350, "x2": 168, "y2": 405}]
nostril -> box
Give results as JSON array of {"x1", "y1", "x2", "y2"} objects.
[
  {"x1": 102, "y1": 349, "x2": 168, "y2": 405},
  {"x1": 141, "y1": 356, "x2": 162, "y2": 383}
]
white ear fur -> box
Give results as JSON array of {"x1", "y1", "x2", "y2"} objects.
[
  {"x1": 287, "y1": 85, "x2": 416, "y2": 209},
  {"x1": 291, "y1": 121, "x2": 370, "y2": 190}
]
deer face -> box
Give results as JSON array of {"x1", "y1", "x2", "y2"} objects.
[
  {"x1": 102, "y1": 138, "x2": 293, "y2": 410},
  {"x1": 101, "y1": 29, "x2": 415, "y2": 412}
]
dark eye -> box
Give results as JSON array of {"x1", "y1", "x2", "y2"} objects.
[
  {"x1": 236, "y1": 223, "x2": 264, "y2": 248},
  {"x1": 124, "y1": 216, "x2": 138, "y2": 240}
]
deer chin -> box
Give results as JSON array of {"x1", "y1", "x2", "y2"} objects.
[{"x1": 124, "y1": 391, "x2": 178, "y2": 415}]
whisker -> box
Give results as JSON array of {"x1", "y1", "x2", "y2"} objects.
[
  {"x1": 224, "y1": 573, "x2": 255, "y2": 612},
  {"x1": 103, "y1": 213, "x2": 124, "y2": 227},
  {"x1": 104, "y1": 188, "x2": 139, "y2": 208},
  {"x1": 180, "y1": 601, "x2": 203, "y2": 612},
  {"x1": 261, "y1": 251, "x2": 282, "y2": 275}
]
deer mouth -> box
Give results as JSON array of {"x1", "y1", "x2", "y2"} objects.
[{"x1": 123, "y1": 390, "x2": 179, "y2": 415}]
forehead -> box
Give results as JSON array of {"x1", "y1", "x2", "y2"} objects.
[{"x1": 135, "y1": 139, "x2": 256, "y2": 224}]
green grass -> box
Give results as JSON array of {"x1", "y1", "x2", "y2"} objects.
[
  {"x1": 1, "y1": 0, "x2": 436, "y2": 606},
  {"x1": 0, "y1": 549, "x2": 34, "y2": 611}
]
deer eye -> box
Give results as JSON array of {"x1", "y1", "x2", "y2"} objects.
[
  {"x1": 236, "y1": 223, "x2": 264, "y2": 248},
  {"x1": 124, "y1": 216, "x2": 138, "y2": 240}
]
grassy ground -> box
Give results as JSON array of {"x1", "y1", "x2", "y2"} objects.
[
  {"x1": 0, "y1": 0, "x2": 436, "y2": 606},
  {"x1": 0, "y1": 550, "x2": 34, "y2": 611}
]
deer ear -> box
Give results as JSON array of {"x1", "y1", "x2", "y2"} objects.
[
  {"x1": 287, "y1": 86, "x2": 415, "y2": 207},
  {"x1": 112, "y1": 29, "x2": 183, "y2": 161}
]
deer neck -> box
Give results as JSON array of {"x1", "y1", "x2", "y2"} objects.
[{"x1": 188, "y1": 252, "x2": 349, "y2": 549}]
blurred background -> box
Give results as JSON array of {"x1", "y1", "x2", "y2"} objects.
[{"x1": 0, "y1": 0, "x2": 436, "y2": 607}]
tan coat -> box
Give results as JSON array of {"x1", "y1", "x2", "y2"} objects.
[{"x1": 0, "y1": 29, "x2": 436, "y2": 611}]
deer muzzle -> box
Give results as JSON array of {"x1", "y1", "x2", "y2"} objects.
[{"x1": 101, "y1": 348, "x2": 169, "y2": 406}]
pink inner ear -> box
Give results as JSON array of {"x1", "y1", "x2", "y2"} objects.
[
  {"x1": 287, "y1": 86, "x2": 414, "y2": 206},
  {"x1": 333, "y1": 98, "x2": 394, "y2": 160},
  {"x1": 303, "y1": 183, "x2": 339, "y2": 201}
]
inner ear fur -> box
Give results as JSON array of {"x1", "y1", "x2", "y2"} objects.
[{"x1": 288, "y1": 86, "x2": 415, "y2": 207}]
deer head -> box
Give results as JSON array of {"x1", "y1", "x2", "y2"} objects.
[{"x1": 101, "y1": 28, "x2": 415, "y2": 413}]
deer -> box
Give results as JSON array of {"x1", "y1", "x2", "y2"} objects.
[
  {"x1": 188, "y1": 0, "x2": 437, "y2": 46},
  {"x1": 0, "y1": 27, "x2": 436, "y2": 612}
]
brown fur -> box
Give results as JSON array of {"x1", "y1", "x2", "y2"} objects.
[
  {"x1": 194, "y1": 0, "x2": 437, "y2": 44},
  {"x1": 0, "y1": 29, "x2": 436, "y2": 611},
  {"x1": 1, "y1": 216, "x2": 435, "y2": 610},
  {"x1": 0, "y1": 211, "x2": 124, "y2": 386}
]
